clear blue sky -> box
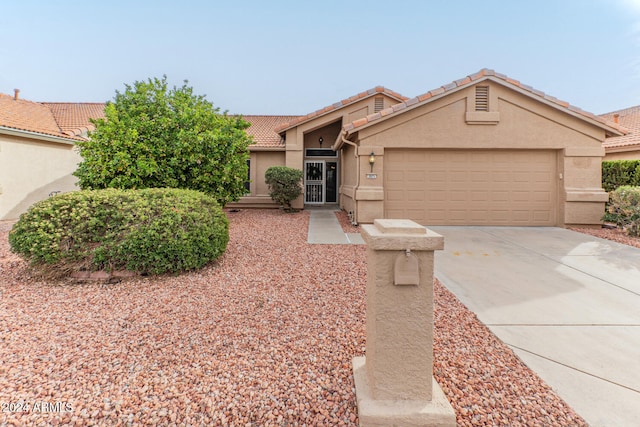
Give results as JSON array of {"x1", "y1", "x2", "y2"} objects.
[{"x1": 2, "y1": 0, "x2": 639, "y2": 115}]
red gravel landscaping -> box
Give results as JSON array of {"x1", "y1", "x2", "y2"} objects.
[{"x1": 0, "y1": 210, "x2": 604, "y2": 426}]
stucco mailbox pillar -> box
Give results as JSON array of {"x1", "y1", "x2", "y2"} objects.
[{"x1": 353, "y1": 219, "x2": 456, "y2": 427}]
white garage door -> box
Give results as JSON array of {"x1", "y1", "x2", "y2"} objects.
[{"x1": 384, "y1": 149, "x2": 557, "y2": 226}]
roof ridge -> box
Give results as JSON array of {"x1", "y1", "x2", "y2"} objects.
[
  {"x1": 343, "y1": 68, "x2": 628, "y2": 137},
  {"x1": 0, "y1": 93, "x2": 53, "y2": 107},
  {"x1": 599, "y1": 105, "x2": 640, "y2": 117}
]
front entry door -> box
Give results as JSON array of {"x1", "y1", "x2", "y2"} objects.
[
  {"x1": 305, "y1": 161, "x2": 325, "y2": 204},
  {"x1": 325, "y1": 161, "x2": 337, "y2": 203},
  {"x1": 305, "y1": 160, "x2": 338, "y2": 204}
]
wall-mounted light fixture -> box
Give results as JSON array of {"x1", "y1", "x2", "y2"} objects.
[
  {"x1": 369, "y1": 152, "x2": 376, "y2": 172},
  {"x1": 319, "y1": 136, "x2": 323, "y2": 146}
]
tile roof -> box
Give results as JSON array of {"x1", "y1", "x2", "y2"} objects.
[
  {"x1": 43, "y1": 102, "x2": 106, "y2": 138},
  {"x1": 242, "y1": 115, "x2": 301, "y2": 148},
  {"x1": 342, "y1": 69, "x2": 627, "y2": 138},
  {"x1": 599, "y1": 106, "x2": 640, "y2": 151},
  {"x1": 274, "y1": 86, "x2": 408, "y2": 133},
  {"x1": 0, "y1": 93, "x2": 84, "y2": 141}
]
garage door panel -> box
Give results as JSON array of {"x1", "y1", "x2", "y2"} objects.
[
  {"x1": 407, "y1": 190, "x2": 424, "y2": 201},
  {"x1": 384, "y1": 149, "x2": 557, "y2": 226},
  {"x1": 406, "y1": 171, "x2": 425, "y2": 182}
]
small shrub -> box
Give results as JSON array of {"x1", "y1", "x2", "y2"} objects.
[
  {"x1": 9, "y1": 188, "x2": 229, "y2": 277},
  {"x1": 607, "y1": 186, "x2": 640, "y2": 237},
  {"x1": 265, "y1": 166, "x2": 303, "y2": 212}
]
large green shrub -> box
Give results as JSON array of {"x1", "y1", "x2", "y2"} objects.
[
  {"x1": 9, "y1": 188, "x2": 229, "y2": 277},
  {"x1": 74, "y1": 76, "x2": 251, "y2": 206},
  {"x1": 602, "y1": 160, "x2": 640, "y2": 192},
  {"x1": 265, "y1": 166, "x2": 304, "y2": 212},
  {"x1": 606, "y1": 186, "x2": 640, "y2": 237}
]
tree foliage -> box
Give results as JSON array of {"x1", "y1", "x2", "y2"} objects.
[
  {"x1": 74, "y1": 76, "x2": 252, "y2": 206},
  {"x1": 265, "y1": 166, "x2": 303, "y2": 212}
]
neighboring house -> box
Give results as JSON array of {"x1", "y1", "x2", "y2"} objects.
[
  {"x1": 237, "y1": 69, "x2": 626, "y2": 227},
  {"x1": 599, "y1": 106, "x2": 640, "y2": 160},
  {"x1": 0, "y1": 92, "x2": 104, "y2": 220}
]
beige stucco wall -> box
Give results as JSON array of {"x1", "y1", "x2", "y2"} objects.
[
  {"x1": 0, "y1": 133, "x2": 82, "y2": 220},
  {"x1": 339, "y1": 143, "x2": 358, "y2": 217},
  {"x1": 347, "y1": 82, "x2": 610, "y2": 226},
  {"x1": 604, "y1": 149, "x2": 640, "y2": 160},
  {"x1": 251, "y1": 150, "x2": 285, "y2": 196},
  {"x1": 230, "y1": 149, "x2": 285, "y2": 208}
]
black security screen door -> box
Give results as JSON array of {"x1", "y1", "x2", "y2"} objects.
[{"x1": 326, "y1": 162, "x2": 337, "y2": 203}]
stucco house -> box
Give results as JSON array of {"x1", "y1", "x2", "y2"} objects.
[
  {"x1": 599, "y1": 106, "x2": 640, "y2": 160},
  {"x1": 239, "y1": 69, "x2": 626, "y2": 227},
  {"x1": 0, "y1": 91, "x2": 104, "y2": 220},
  {"x1": 2, "y1": 69, "x2": 628, "y2": 226}
]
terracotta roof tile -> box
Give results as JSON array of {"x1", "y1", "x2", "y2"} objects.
[
  {"x1": 417, "y1": 92, "x2": 433, "y2": 102},
  {"x1": 455, "y1": 76, "x2": 472, "y2": 87},
  {"x1": 3, "y1": 95, "x2": 295, "y2": 149},
  {"x1": 442, "y1": 82, "x2": 457, "y2": 91},
  {"x1": 43, "y1": 102, "x2": 106, "y2": 137},
  {"x1": 405, "y1": 97, "x2": 419, "y2": 107},
  {"x1": 600, "y1": 106, "x2": 640, "y2": 150},
  {"x1": 0, "y1": 93, "x2": 83, "y2": 141},
  {"x1": 274, "y1": 86, "x2": 408, "y2": 133},
  {"x1": 242, "y1": 115, "x2": 300, "y2": 148},
  {"x1": 343, "y1": 68, "x2": 628, "y2": 137}
]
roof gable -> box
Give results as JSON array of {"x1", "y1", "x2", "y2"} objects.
[
  {"x1": 340, "y1": 69, "x2": 627, "y2": 141},
  {"x1": 275, "y1": 86, "x2": 408, "y2": 133}
]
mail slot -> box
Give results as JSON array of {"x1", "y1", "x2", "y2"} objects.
[{"x1": 394, "y1": 249, "x2": 419, "y2": 286}]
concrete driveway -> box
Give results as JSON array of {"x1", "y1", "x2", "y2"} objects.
[{"x1": 430, "y1": 226, "x2": 640, "y2": 427}]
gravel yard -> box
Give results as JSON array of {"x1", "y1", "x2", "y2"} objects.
[{"x1": 4, "y1": 210, "x2": 630, "y2": 426}]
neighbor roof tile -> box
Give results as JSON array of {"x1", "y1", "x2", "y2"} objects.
[
  {"x1": 0, "y1": 94, "x2": 84, "y2": 141},
  {"x1": 600, "y1": 106, "x2": 640, "y2": 150},
  {"x1": 44, "y1": 102, "x2": 106, "y2": 137}
]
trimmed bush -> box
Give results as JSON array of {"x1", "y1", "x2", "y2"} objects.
[
  {"x1": 602, "y1": 160, "x2": 640, "y2": 192},
  {"x1": 265, "y1": 166, "x2": 303, "y2": 212},
  {"x1": 606, "y1": 186, "x2": 640, "y2": 237},
  {"x1": 9, "y1": 188, "x2": 229, "y2": 277}
]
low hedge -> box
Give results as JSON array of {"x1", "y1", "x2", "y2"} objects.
[
  {"x1": 602, "y1": 160, "x2": 640, "y2": 192},
  {"x1": 606, "y1": 186, "x2": 640, "y2": 237},
  {"x1": 9, "y1": 188, "x2": 229, "y2": 277}
]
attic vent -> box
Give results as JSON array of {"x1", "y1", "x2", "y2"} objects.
[
  {"x1": 374, "y1": 97, "x2": 384, "y2": 113},
  {"x1": 475, "y1": 86, "x2": 489, "y2": 111}
]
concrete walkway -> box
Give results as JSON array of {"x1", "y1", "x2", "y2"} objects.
[
  {"x1": 430, "y1": 226, "x2": 640, "y2": 427},
  {"x1": 306, "y1": 208, "x2": 364, "y2": 244}
]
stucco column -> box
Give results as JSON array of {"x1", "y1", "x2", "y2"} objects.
[{"x1": 353, "y1": 219, "x2": 456, "y2": 427}]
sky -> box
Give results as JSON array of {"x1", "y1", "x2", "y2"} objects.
[{"x1": 2, "y1": 0, "x2": 640, "y2": 116}]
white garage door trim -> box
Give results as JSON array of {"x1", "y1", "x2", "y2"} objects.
[{"x1": 384, "y1": 149, "x2": 558, "y2": 226}]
